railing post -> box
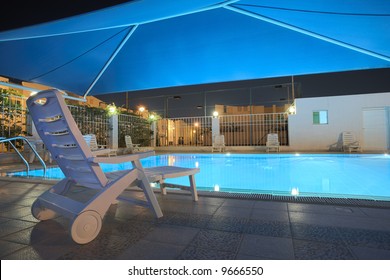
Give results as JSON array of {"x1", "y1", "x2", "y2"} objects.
[
  {"x1": 150, "y1": 121, "x2": 156, "y2": 147},
  {"x1": 212, "y1": 115, "x2": 220, "y2": 142},
  {"x1": 109, "y1": 114, "x2": 118, "y2": 150}
]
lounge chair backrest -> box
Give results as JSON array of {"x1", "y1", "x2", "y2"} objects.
[
  {"x1": 125, "y1": 135, "x2": 135, "y2": 148},
  {"x1": 214, "y1": 135, "x2": 225, "y2": 146},
  {"x1": 267, "y1": 133, "x2": 279, "y2": 145},
  {"x1": 83, "y1": 134, "x2": 99, "y2": 150},
  {"x1": 342, "y1": 131, "x2": 356, "y2": 145},
  {"x1": 27, "y1": 89, "x2": 108, "y2": 189}
]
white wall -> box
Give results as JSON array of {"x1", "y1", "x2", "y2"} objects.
[{"x1": 288, "y1": 92, "x2": 390, "y2": 152}]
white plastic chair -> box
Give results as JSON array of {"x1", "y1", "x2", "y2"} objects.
[
  {"x1": 266, "y1": 133, "x2": 280, "y2": 152},
  {"x1": 24, "y1": 136, "x2": 52, "y2": 163},
  {"x1": 27, "y1": 89, "x2": 162, "y2": 244},
  {"x1": 83, "y1": 134, "x2": 117, "y2": 157},
  {"x1": 125, "y1": 135, "x2": 141, "y2": 153},
  {"x1": 342, "y1": 131, "x2": 362, "y2": 152},
  {"x1": 144, "y1": 166, "x2": 199, "y2": 201},
  {"x1": 212, "y1": 134, "x2": 226, "y2": 152}
]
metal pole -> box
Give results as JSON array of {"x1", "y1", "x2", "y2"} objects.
[
  {"x1": 204, "y1": 91, "x2": 207, "y2": 117},
  {"x1": 249, "y1": 88, "x2": 253, "y2": 146},
  {"x1": 291, "y1": 76, "x2": 295, "y2": 100}
]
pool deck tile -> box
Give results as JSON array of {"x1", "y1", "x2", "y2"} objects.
[{"x1": 1, "y1": 176, "x2": 390, "y2": 260}]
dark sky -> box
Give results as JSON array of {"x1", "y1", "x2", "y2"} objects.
[
  {"x1": 1, "y1": 1, "x2": 390, "y2": 117},
  {"x1": 0, "y1": 1, "x2": 131, "y2": 32}
]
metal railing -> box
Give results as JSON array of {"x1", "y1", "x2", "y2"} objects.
[
  {"x1": 118, "y1": 114, "x2": 151, "y2": 147},
  {"x1": 157, "y1": 116, "x2": 212, "y2": 146},
  {"x1": 68, "y1": 105, "x2": 110, "y2": 146},
  {"x1": 0, "y1": 93, "x2": 29, "y2": 152},
  {"x1": 0, "y1": 136, "x2": 46, "y2": 176},
  {"x1": 220, "y1": 113, "x2": 289, "y2": 146},
  {"x1": 157, "y1": 113, "x2": 289, "y2": 147}
]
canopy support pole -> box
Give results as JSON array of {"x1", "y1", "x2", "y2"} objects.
[
  {"x1": 83, "y1": 25, "x2": 139, "y2": 98},
  {"x1": 225, "y1": 5, "x2": 390, "y2": 63}
]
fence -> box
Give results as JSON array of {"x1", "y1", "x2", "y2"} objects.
[
  {"x1": 118, "y1": 114, "x2": 151, "y2": 147},
  {"x1": 0, "y1": 94, "x2": 151, "y2": 152},
  {"x1": 220, "y1": 113, "x2": 289, "y2": 146},
  {"x1": 1, "y1": 91, "x2": 289, "y2": 152},
  {"x1": 156, "y1": 113, "x2": 289, "y2": 147},
  {"x1": 157, "y1": 117, "x2": 212, "y2": 146},
  {"x1": 0, "y1": 92, "x2": 29, "y2": 152},
  {"x1": 68, "y1": 105, "x2": 110, "y2": 146}
]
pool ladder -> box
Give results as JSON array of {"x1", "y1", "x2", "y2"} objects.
[{"x1": 0, "y1": 136, "x2": 47, "y2": 176}]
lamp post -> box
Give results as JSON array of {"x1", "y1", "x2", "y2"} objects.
[
  {"x1": 194, "y1": 122, "x2": 199, "y2": 146},
  {"x1": 138, "y1": 106, "x2": 145, "y2": 117},
  {"x1": 164, "y1": 96, "x2": 181, "y2": 146},
  {"x1": 165, "y1": 95, "x2": 181, "y2": 118}
]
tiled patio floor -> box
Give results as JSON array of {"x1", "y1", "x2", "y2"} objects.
[{"x1": 1, "y1": 176, "x2": 390, "y2": 260}]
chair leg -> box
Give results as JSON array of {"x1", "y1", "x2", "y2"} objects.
[
  {"x1": 189, "y1": 175, "x2": 198, "y2": 202},
  {"x1": 138, "y1": 173, "x2": 163, "y2": 218}
]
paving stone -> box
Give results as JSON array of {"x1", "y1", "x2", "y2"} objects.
[
  {"x1": 293, "y1": 239, "x2": 355, "y2": 260},
  {"x1": 239, "y1": 234, "x2": 294, "y2": 259}
]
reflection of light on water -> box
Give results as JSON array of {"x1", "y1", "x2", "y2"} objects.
[
  {"x1": 168, "y1": 155, "x2": 175, "y2": 166},
  {"x1": 291, "y1": 187, "x2": 299, "y2": 196},
  {"x1": 322, "y1": 178, "x2": 330, "y2": 192},
  {"x1": 195, "y1": 161, "x2": 199, "y2": 168},
  {"x1": 295, "y1": 153, "x2": 300, "y2": 157},
  {"x1": 214, "y1": 184, "x2": 220, "y2": 192},
  {"x1": 226, "y1": 153, "x2": 231, "y2": 156}
]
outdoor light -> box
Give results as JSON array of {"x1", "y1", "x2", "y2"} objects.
[
  {"x1": 194, "y1": 122, "x2": 199, "y2": 127},
  {"x1": 149, "y1": 114, "x2": 156, "y2": 121},
  {"x1": 213, "y1": 111, "x2": 219, "y2": 118},
  {"x1": 106, "y1": 104, "x2": 117, "y2": 116},
  {"x1": 138, "y1": 106, "x2": 145, "y2": 113},
  {"x1": 288, "y1": 105, "x2": 296, "y2": 114}
]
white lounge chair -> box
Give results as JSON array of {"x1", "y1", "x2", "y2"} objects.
[
  {"x1": 144, "y1": 166, "x2": 199, "y2": 201},
  {"x1": 125, "y1": 135, "x2": 141, "y2": 153},
  {"x1": 27, "y1": 89, "x2": 163, "y2": 244},
  {"x1": 266, "y1": 133, "x2": 280, "y2": 152},
  {"x1": 83, "y1": 134, "x2": 117, "y2": 157},
  {"x1": 212, "y1": 134, "x2": 226, "y2": 152},
  {"x1": 342, "y1": 131, "x2": 362, "y2": 152},
  {"x1": 24, "y1": 136, "x2": 52, "y2": 163}
]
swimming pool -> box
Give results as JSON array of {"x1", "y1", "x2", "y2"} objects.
[{"x1": 7, "y1": 153, "x2": 390, "y2": 201}]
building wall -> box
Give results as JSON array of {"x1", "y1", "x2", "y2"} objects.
[
  {"x1": 288, "y1": 92, "x2": 390, "y2": 152},
  {"x1": 214, "y1": 104, "x2": 288, "y2": 115}
]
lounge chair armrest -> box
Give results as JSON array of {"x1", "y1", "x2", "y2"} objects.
[{"x1": 90, "y1": 150, "x2": 155, "y2": 164}]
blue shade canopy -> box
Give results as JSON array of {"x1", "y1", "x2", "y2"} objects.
[{"x1": 0, "y1": 0, "x2": 389, "y2": 96}]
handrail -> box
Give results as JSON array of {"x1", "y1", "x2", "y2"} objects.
[{"x1": 0, "y1": 136, "x2": 47, "y2": 176}]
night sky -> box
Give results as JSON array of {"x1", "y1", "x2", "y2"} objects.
[
  {"x1": 0, "y1": 1, "x2": 130, "y2": 32},
  {"x1": 1, "y1": 1, "x2": 389, "y2": 117}
]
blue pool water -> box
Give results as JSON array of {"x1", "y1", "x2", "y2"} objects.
[{"x1": 7, "y1": 153, "x2": 390, "y2": 201}]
